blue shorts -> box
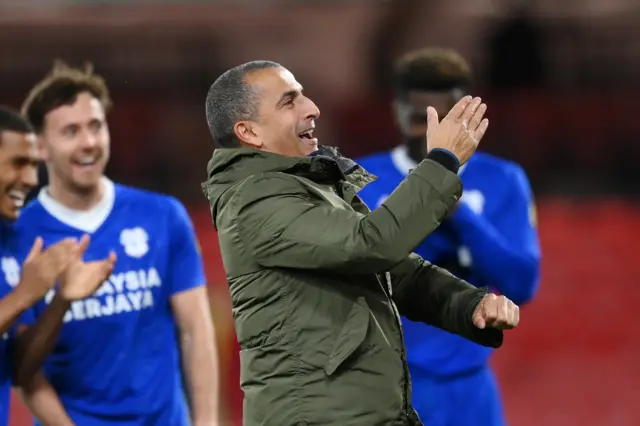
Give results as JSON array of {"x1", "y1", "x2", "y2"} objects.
[{"x1": 411, "y1": 367, "x2": 505, "y2": 426}]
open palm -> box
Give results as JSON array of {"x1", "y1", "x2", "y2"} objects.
[{"x1": 59, "y1": 235, "x2": 117, "y2": 301}]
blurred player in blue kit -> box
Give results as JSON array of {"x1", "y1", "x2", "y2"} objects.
[
  {"x1": 0, "y1": 106, "x2": 115, "y2": 426},
  {"x1": 357, "y1": 48, "x2": 541, "y2": 426},
  {"x1": 15, "y1": 62, "x2": 220, "y2": 426}
]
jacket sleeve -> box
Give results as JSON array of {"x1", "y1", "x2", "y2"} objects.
[
  {"x1": 233, "y1": 159, "x2": 461, "y2": 274},
  {"x1": 389, "y1": 253, "x2": 504, "y2": 348}
]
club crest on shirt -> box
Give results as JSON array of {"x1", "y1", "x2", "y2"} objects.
[
  {"x1": 1, "y1": 256, "x2": 20, "y2": 288},
  {"x1": 120, "y1": 227, "x2": 149, "y2": 258}
]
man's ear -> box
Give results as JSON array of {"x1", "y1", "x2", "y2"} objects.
[{"x1": 234, "y1": 121, "x2": 262, "y2": 148}]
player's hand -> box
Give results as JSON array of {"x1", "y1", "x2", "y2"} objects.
[
  {"x1": 18, "y1": 237, "x2": 79, "y2": 302},
  {"x1": 426, "y1": 96, "x2": 489, "y2": 165},
  {"x1": 472, "y1": 294, "x2": 519, "y2": 330},
  {"x1": 59, "y1": 234, "x2": 116, "y2": 301}
]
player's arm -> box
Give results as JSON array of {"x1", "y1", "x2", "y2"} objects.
[
  {"x1": 167, "y1": 198, "x2": 220, "y2": 426},
  {"x1": 389, "y1": 253, "x2": 504, "y2": 347},
  {"x1": 18, "y1": 371, "x2": 74, "y2": 426},
  {"x1": 13, "y1": 235, "x2": 115, "y2": 387},
  {"x1": 0, "y1": 287, "x2": 41, "y2": 335},
  {"x1": 449, "y1": 166, "x2": 541, "y2": 304},
  {"x1": 12, "y1": 298, "x2": 68, "y2": 387},
  {"x1": 0, "y1": 237, "x2": 78, "y2": 335},
  {"x1": 232, "y1": 155, "x2": 460, "y2": 275}
]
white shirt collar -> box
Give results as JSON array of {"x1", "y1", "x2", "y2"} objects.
[
  {"x1": 390, "y1": 145, "x2": 467, "y2": 176},
  {"x1": 38, "y1": 177, "x2": 116, "y2": 233}
]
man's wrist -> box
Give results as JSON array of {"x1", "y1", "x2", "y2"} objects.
[
  {"x1": 427, "y1": 149, "x2": 461, "y2": 174},
  {"x1": 50, "y1": 293, "x2": 72, "y2": 309},
  {"x1": 11, "y1": 284, "x2": 41, "y2": 310}
]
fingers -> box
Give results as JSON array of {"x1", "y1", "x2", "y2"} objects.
[
  {"x1": 472, "y1": 310, "x2": 486, "y2": 329},
  {"x1": 445, "y1": 95, "x2": 473, "y2": 120},
  {"x1": 468, "y1": 102, "x2": 487, "y2": 132},
  {"x1": 473, "y1": 118, "x2": 490, "y2": 142},
  {"x1": 25, "y1": 237, "x2": 44, "y2": 262},
  {"x1": 479, "y1": 294, "x2": 519, "y2": 330},
  {"x1": 483, "y1": 294, "x2": 500, "y2": 327},
  {"x1": 459, "y1": 97, "x2": 483, "y2": 125},
  {"x1": 74, "y1": 234, "x2": 91, "y2": 257},
  {"x1": 426, "y1": 106, "x2": 439, "y2": 128},
  {"x1": 97, "y1": 252, "x2": 117, "y2": 281},
  {"x1": 48, "y1": 237, "x2": 78, "y2": 253}
]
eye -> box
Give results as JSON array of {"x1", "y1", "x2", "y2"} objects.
[
  {"x1": 62, "y1": 126, "x2": 78, "y2": 138},
  {"x1": 89, "y1": 120, "x2": 102, "y2": 132}
]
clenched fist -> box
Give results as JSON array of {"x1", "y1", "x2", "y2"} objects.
[
  {"x1": 426, "y1": 96, "x2": 488, "y2": 165},
  {"x1": 472, "y1": 294, "x2": 519, "y2": 330}
]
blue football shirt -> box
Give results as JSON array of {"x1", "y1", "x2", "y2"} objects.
[
  {"x1": 0, "y1": 221, "x2": 33, "y2": 426},
  {"x1": 17, "y1": 178, "x2": 206, "y2": 425},
  {"x1": 357, "y1": 147, "x2": 540, "y2": 377}
]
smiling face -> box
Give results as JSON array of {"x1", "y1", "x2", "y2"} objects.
[
  {"x1": 234, "y1": 67, "x2": 321, "y2": 158},
  {"x1": 0, "y1": 131, "x2": 39, "y2": 220},
  {"x1": 39, "y1": 92, "x2": 110, "y2": 194}
]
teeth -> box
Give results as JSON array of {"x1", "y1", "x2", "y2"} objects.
[
  {"x1": 78, "y1": 156, "x2": 96, "y2": 165},
  {"x1": 8, "y1": 190, "x2": 25, "y2": 208}
]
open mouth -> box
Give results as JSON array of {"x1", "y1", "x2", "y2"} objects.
[
  {"x1": 8, "y1": 189, "x2": 25, "y2": 209},
  {"x1": 297, "y1": 129, "x2": 317, "y2": 144},
  {"x1": 73, "y1": 155, "x2": 99, "y2": 168}
]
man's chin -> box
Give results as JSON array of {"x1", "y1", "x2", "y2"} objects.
[
  {"x1": 300, "y1": 140, "x2": 319, "y2": 157},
  {"x1": 0, "y1": 206, "x2": 19, "y2": 222},
  {"x1": 70, "y1": 178, "x2": 103, "y2": 194}
]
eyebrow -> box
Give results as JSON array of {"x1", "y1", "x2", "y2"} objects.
[{"x1": 276, "y1": 88, "x2": 303, "y2": 108}]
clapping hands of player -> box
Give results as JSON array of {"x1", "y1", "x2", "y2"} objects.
[
  {"x1": 472, "y1": 294, "x2": 519, "y2": 330},
  {"x1": 59, "y1": 234, "x2": 117, "y2": 301},
  {"x1": 18, "y1": 234, "x2": 116, "y2": 303},
  {"x1": 426, "y1": 96, "x2": 489, "y2": 165},
  {"x1": 18, "y1": 236, "x2": 79, "y2": 303}
]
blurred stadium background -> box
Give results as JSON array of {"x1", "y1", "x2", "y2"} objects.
[{"x1": 2, "y1": 0, "x2": 639, "y2": 424}]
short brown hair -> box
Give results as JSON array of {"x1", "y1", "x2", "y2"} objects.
[
  {"x1": 393, "y1": 48, "x2": 472, "y2": 97},
  {"x1": 21, "y1": 60, "x2": 113, "y2": 133}
]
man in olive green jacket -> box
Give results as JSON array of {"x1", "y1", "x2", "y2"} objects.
[{"x1": 202, "y1": 61, "x2": 520, "y2": 426}]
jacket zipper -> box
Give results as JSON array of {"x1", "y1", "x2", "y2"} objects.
[{"x1": 379, "y1": 272, "x2": 410, "y2": 415}]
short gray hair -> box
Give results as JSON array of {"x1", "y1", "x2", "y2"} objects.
[{"x1": 205, "y1": 60, "x2": 281, "y2": 147}]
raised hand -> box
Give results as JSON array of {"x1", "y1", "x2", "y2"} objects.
[
  {"x1": 472, "y1": 293, "x2": 519, "y2": 330},
  {"x1": 426, "y1": 96, "x2": 489, "y2": 165},
  {"x1": 59, "y1": 234, "x2": 117, "y2": 301},
  {"x1": 18, "y1": 237, "x2": 79, "y2": 303}
]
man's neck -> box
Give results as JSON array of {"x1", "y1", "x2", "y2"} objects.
[{"x1": 47, "y1": 178, "x2": 105, "y2": 211}]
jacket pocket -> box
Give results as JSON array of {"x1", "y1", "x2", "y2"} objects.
[{"x1": 324, "y1": 297, "x2": 370, "y2": 376}]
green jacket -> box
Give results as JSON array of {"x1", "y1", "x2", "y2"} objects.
[{"x1": 203, "y1": 147, "x2": 503, "y2": 426}]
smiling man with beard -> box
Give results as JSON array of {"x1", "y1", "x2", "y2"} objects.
[
  {"x1": 15, "y1": 62, "x2": 221, "y2": 426},
  {"x1": 203, "y1": 60, "x2": 521, "y2": 426},
  {"x1": 0, "y1": 106, "x2": 115, "y2": 426}
]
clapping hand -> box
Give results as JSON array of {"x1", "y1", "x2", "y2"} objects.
[
  {"x1": 59, "y1": 234, "x2": 117, "y2": 301},
  {"x1": 18, "y1": 237, "x2": 79, "y2": 303}
]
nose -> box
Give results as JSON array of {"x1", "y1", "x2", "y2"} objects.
[
  {"x1": 80, "y1": 130, "x2": 98, "y2": 149},
  {"x1": 305, "y1": 97, "x2": 320, "y2": 120}
]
